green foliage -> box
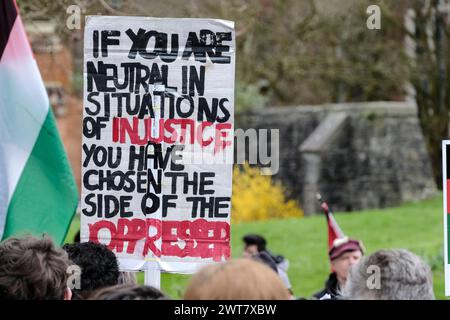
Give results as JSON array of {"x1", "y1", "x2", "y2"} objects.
[{"x1": 235, "y1": 81, "x2": 268, "y2": 114}]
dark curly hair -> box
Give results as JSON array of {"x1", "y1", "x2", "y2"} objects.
[
  {"x1": 0, "y1": 235, "x2": 70, "y2": 300},
  {"x1": 63, "y1": 241, "x2": 119, "y2": 299}
]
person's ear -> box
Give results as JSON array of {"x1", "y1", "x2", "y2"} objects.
[{"x1": 64, "y1": 287, "x2": 72, "y2": 300}]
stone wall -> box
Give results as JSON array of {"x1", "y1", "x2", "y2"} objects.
[{"x1": 238, "y1": 101, "x2": 437, "y2": 215}]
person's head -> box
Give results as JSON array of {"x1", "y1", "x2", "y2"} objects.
[
  {"x1": 89, "y1": 284, "x2": 168, "y2": 300},
  {"x1": 63, "y1": 241, "x2": 119, "y2": 299},
  {"x1": 0, "y1": 235, "x2": 72, "y2": 300},
  {"x1": 242, "y1": 234, "x2": 267, "y2": 257},
  {"x1": 329, "y1": 237, "x2": 364, "y2": 285},
  {"x1": 342, "y1": 249, "x2": 434, "y2": 300},
  {"x1": 184, "y1": 258, "x2": 290, "y2": 300}
]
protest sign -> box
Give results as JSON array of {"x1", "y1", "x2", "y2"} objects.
[{"x1": 81, "y1": 16, "x2": 235, "y2": 273}]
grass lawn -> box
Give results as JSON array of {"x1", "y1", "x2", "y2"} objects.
[{"x1": 65, "y1": 193, "x2": 447, "y2": 299}]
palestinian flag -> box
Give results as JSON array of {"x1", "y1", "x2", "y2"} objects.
[
  {"x1": 0, "y1": 0, "x2": 78, "y2": 243},
  {"x1": 444, "y1": 141, "x2": 450, "y2": 296},
  {"x1": 446, "y1": 143, "x2": 450, "y2": 263},
  {"x1": 317, "y1": 193, "x2": 345, "y2": 250}
]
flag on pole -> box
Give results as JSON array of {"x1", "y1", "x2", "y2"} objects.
[
  {"x1": 442, "y1": 141, "x2": 450, "y2": 296},
  {"x1": 316, "y1": 193, "x2": 345, "y2": 251},
  {"x1": 0, "y1": 0, "x2": 78, "y2": 243},
  {"x1": 317, "y1": 193, "x2": 364, "y2": 272}
]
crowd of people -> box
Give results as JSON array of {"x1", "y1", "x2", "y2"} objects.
[{"x1": 0, "y1": 231, "x2": 436, "y2": 300}]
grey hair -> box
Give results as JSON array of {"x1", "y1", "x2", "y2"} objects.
[
  {"x1": 118, "y1": 272, "x2": 137, "y2": 285},
  {"x1": 342, "y1": 249, "x2": 434, "y2": 300}
]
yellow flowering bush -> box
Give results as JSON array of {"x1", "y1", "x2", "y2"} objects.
[{"x1": 231, "y1": 163, "x2": 303, "y2": 223}]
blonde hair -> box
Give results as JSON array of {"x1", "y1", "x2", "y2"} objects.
[{"x1": 184, "y1": 258, "x2": 290, "y2": 300}]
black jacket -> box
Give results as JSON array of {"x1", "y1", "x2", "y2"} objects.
[
  {"x1": 254, "y1": 251, "x2": 279, "y2": 273},
  {"x1": 313, "y1": 272, "x2": 341, "y2": 300}
]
